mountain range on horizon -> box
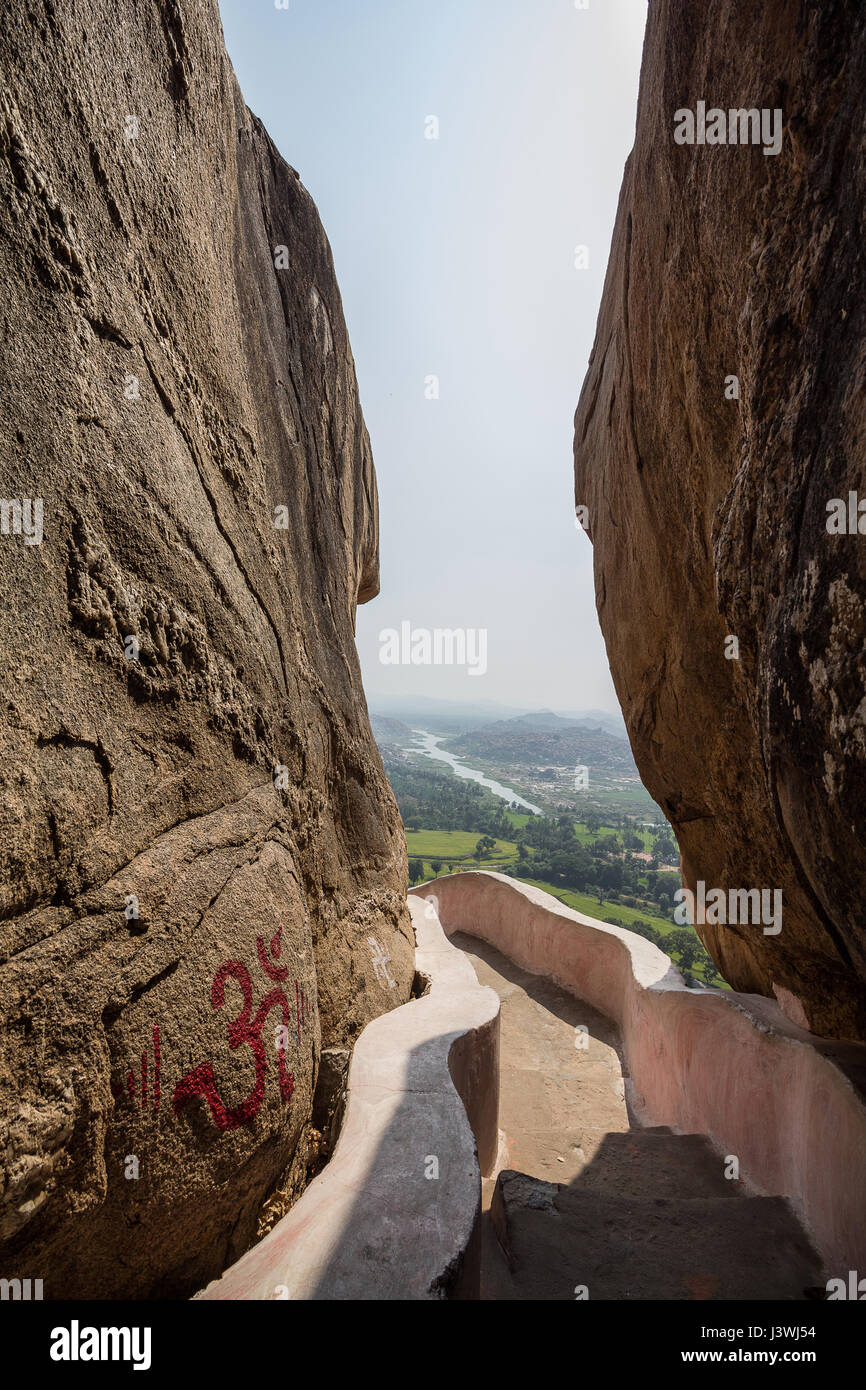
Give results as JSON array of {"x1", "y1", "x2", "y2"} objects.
[{"x1": 369, "y1": 694, "x2": 629, "y2": 740}]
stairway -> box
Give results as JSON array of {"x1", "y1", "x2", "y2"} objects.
[
  {"x1": 487, "y1": 1130, "x2": 822, "y2": 1300},
  {"x1": 449, "y1": 930, "x2": 824, "y2": 1301}
]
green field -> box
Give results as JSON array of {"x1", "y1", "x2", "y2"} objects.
[
  {"x1": 570, "y1": 823, "x2": 657, "y2": 852},
  {"x1": 502, "y1": 811, "x2": 532, "y2": 831},
  {"x1": 406, "y1": 841, "x2": 672, "y2": 936},
  {"x1": 405, "y1": 818, "x2": 723, "y2": 987},
  {"x1": 405, "y1": 830, "x2": 516, "y2": 861},
  {"x1": 497, "y1": 816, "x2": 656, "y2": 850},
  {"x1": 516, "y1": 878, "x2": 674, "y2": 936}
]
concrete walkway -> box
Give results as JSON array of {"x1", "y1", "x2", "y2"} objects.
[{"x1": 452, "y1": 930, "x2": 824, "y2": 1301}]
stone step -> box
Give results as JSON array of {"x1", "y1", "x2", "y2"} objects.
[
  {"x1": 494, "y1": 1124, "x2": 745, "y2": 1198},
  {"x1": 490, "y1": 1169, "x2": 824, "y2": 1301},
  {"x1": 563, "y1": 1126, "x2": 745, "y2": 1200}
]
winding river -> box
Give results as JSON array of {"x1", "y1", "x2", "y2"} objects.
[{"x1": 409, "y1": 730, "x2": 542, "y2": 815}]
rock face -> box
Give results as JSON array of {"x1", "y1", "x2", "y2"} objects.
[
  {"x1": 574, "y1": 3, "x2": 866, "y2": 1038},
  {"x1": 0, "y1": 0, "x2": 413, "y2": 1296}
]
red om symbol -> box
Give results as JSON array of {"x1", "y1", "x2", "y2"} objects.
[{"x1": 173, "y1": 927, "x2": 298, "y2": 1132}]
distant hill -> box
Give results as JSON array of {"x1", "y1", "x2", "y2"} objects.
[
  {"x1": 512, "y1": 712, "x2": 582, "y2": 731},
  {"x1": 367, "y1": 696, "x2": 628, "y2": 739},
  {"x1": 370, "y1": 714, "x2": 413, "y2": 745},
  {"x1": 371, "y1": 704, "x2": 656, "y2": 816},
  {"x1": 561, "y1": 708, "x2": 629, "y2": 740},
  {"x1": 369, "y1": 695, "x2": 528, "y2": 731},
  {"x1": 447, "y1": 715, "x2": 635, "y2": 771},
  {"x1": 511, "y1": 710, "x2": 628, "y2": 741}
]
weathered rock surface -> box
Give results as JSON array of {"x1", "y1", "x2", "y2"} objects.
[
  {"x1": 574, "y1": 2, "x2": 866, "y2": 1038},
  {"x1": 0, "y1": 0, "x2": 413, "y2": 1296}
]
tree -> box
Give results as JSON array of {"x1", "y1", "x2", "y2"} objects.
[
  {"x1": 667, "y1": 928, "x2": 700, "y2": 974},
  {"x1": 628, "y1": 919, "x2": 663, "y2": 947},
  {"x1": 599, "y1": 861, "x2": 624, "y2": 890},
  {"x1": 430, "y1": 859, "x2": 443, "y2": 875},
  {"x1": 474, "y1": 835, "x2": 496, "y2": 861},
  {"x1": 408, "y1": 858, "x2": 424, "y2": 885},
  {"x1": 652, "y1": 830, "x2": 677, "y2": 860}
]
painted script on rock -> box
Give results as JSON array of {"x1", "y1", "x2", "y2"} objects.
[{"x1": 111, "y1": 926, "x2": 311, "y2": 1132}]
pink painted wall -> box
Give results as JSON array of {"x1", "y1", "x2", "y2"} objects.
[{"x1": 415, "y1": 872, "x2": 866, "y2": 1279}]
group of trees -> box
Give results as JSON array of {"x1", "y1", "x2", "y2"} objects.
[
  {"x1": 511, "y1": 815, "x2": 679, "y2": 915},
  {"x1": 391, "y1": 759, "x2": 724, "y2": 988},
  {"x1": 401, "y1": 800, "x2": 679, "y2": 928},
  {"x1": 603, "y1": 916, "x2": 724, "y2": 987},
  {"x1": 389, "y1": 762, "x2": 516, "y2": 840},
  {"x1": 408, "y1": 857, "x2": 454, "y2": 884}
]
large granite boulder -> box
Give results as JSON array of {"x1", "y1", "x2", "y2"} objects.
[
  {"x1": 0, "y1": 0, "x2": 413, "y2": 1296},
  {"x1": 574, "y1": 2, "x2": 866, "y2": 1038}
]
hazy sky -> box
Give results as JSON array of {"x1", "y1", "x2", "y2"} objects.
[{"x1": 219, "y1": 0, "x2": 647, "y2": 713}]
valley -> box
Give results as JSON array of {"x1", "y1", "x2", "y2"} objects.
[{"x1": 373, "y1": 704, "x2": 724, "y2": 989}]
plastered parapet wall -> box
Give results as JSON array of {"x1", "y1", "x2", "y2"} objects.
[
  {"x1": 198, "y1": 896, "x2": 500, "y2": 1300},
  {"x1": 414, "y1": 872, "x2": 866, "y2": 1278}
]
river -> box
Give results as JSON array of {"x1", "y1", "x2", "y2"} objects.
[{"x1": 409, "y1": 730, "x2": 542, "y2": 815}]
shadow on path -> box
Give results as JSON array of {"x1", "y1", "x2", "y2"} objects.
[{"x1": 451, "y1": 931, "x2": 824, "y2": 1301}]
